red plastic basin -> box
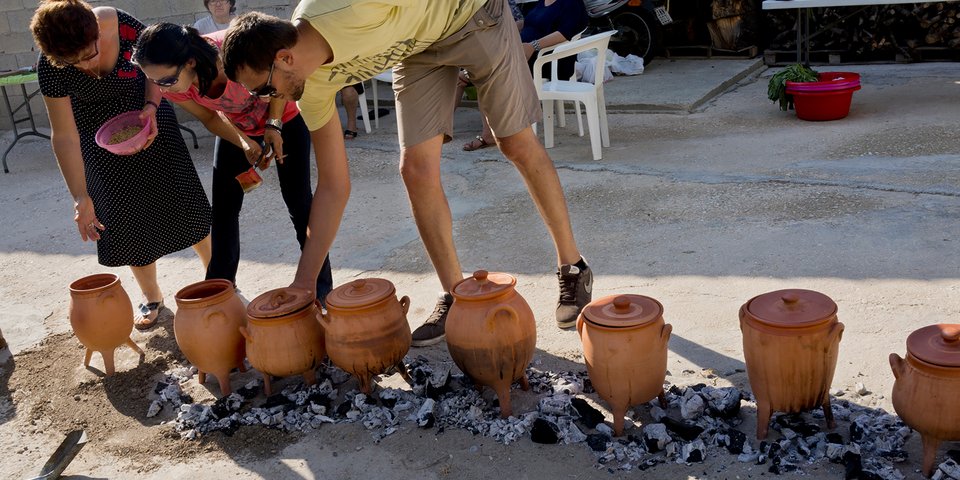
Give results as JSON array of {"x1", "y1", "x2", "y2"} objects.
[{"x1": 784, "y1": 85, "x2": 861, "y2": 121}]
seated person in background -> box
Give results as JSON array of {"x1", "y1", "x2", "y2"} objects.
[
  {"x1": 194, "y1": 0, "x2": 237, "y2": 35},
  {"x1": 463, "y1": 0, "x2": 588, "y2": 151},
  {"x1": 340, "y1": 83, "x2": 363, "y2": 140}
]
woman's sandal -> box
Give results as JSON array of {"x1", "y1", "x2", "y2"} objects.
[
  {"x1": 344, "y1": 129, "x2": 358, "y2": 140},
  {"x1": 463, "y1": 135, "x2": 495, "y2": 152},
  {"x1": 134, "y1": 301, "x2": 167, "y2": 331}
]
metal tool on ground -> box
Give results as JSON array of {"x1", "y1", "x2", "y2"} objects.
[{"x1": 29, "y1": 429, "x2": 88, "y2": 480}]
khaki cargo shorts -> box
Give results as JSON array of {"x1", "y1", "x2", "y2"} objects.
[{"x1": 393, "y1": 0, "x2": 542, "y2": 148}]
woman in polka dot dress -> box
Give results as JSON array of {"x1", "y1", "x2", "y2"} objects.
[{"x1": 32, "y1": 0, "x2": 212, "y2": 329}]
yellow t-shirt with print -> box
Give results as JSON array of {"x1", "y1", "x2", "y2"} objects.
[{"x1": 294, "y1": 0, "x2": 486, "y2": 131}]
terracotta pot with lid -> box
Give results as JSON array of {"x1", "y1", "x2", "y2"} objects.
[
  {"x1": 445, "y1": 270, "x2": 536, "y2": 418},
  {"x1": 174, "y1": 279, "x2": 247, "y2": 397},
  {"x1": 739, "y1": 289, "x2": 844, "y2": 439},
  {"x1": 69, "y1": 273, "x2": 145, "y2": 376},
  {"x1": 577, "y1": 294, "x2": 672, "y2": 436},
  {"x1": 890, "y1": 324, "x2": 960, "y2": 477},
  {"x1": 241, "y1": 287, "x2": 325, "y2": 396},
  {"x1": 321, "y1": 278, "x2": 412, "y2": 394}
]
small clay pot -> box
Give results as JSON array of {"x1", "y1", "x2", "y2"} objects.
[
  {"x1": 578, "y1": 294, "x2": 671, "y2": 436},
  {"x1": 174, "y1": 279, "x2": 247, "y2": 397},
  {"x1": 241, "y1": 288, "x2": 325, "y2": 396},
  {"x1": 445, "y1": 270, "x2": 536, "y2": 418},
  {"x1": 739, "y1": 289, "x2": 844, "y2": 439},
  {"x1": 68, "y1": 273, "x2": 144, "y2": 376},
  {"x1": 321, "y1": 278, "x2": 412, "y2": 394},
  {"x1": 890, "y1": 324, "x2": 960, "y2": 477}
]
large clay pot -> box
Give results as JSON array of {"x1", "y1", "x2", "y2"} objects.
[
  {"x1": 174, "y1": 279, "x2": 247, "y2": 396},
  {"x1": 68, "y1": 273, "x2": 144, "y2": 376},
  {"x1": 321, "y1": 278, "x2": 412, "y2": 394},
  {"x1": 890, "y1": 324, "x2": 960, "y2": 477},
  {"x1": 241, "y1": 288, "x2": 325, "y2": 396},
  {"x1": 445, "y1": 270, "x2": 536, "y2": 418},
  {"x1": 740, "y1": 289, "x2": 844, "y2": 439},
  {"x1": 577, "y1": 294, "x2": 671, "y2": 436}
]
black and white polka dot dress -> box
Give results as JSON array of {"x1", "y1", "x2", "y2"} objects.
[{"x1": 37, "y1": 10, "x2": 211, "y2": 268}]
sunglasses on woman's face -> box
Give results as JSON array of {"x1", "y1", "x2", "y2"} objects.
[
  {"x1": 249, "y1": 63, "x2": 279, "y2": 98},
  {"x1": 61, "y1": 42, "x2": 99, "y2": 66},
  {"x1": 150, "y1": 64, "x2": 187, "y2": 87}
]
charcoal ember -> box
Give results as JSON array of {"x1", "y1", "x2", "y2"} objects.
[
  {"x1": 649, "y1": 405, "x2": 667, "y2": 422},
  {"x1": 236, "y1": 380, "x2": 259, "y2": 400},
  {"x1": 669, "y1": 385, "x2": 683, "y2": 396},
  {"x1": 582, "y1": 377, "x2": 594, "y2": 394},
  {"x1": 595, "y1": 423, "x2": 614, "y2": 437},
  {"x1": 860, "y1": 457, "x2": 905, "y2": 480},
  {"x1": 553, "y1": 379, "x2": 583, "y2": 395},
  {"x1": 211, "y1": 393, "x2": 243, "y2": 419},
  {"x1": 416, "y1": 399, "x2": 436, "y2": 428},
  {"x1": 642, "y1": 423, "x2": 672, "y2": 452},
  {"x1": 680, "y1": 393, "x2": 705, "y2": 420},
  {"x1": 586, "y1": 433, "x2": 611, "y2": 452},
  {"x1": 843, "y1": 449, "x2": 863, "y2": 480},
  {"x1": 571, "y1": 397, "x2": 604, "y2": 429},
  {"x1": 560, "y1": 419, "x2": 588, "y2": 444},
  {"x1": 531, "y1": 418, "x2": 561, "y2": 444},
  {"x1": 948, "y1": 450, "x2": 960, "y2": 463},
  {"x1": 703, "y1": 386, "x2": 742, "y2": 418},
  {"x1": 326, "y1": 366, "x2": 353, "y2": 385},
  {"x1": 335, "y1": 400, "x2": 353, "y2": 417},
  {"x1": 662, "y1": 416, "x2": 704, "y2": 441},
  {"x1": 425, "y1": 368, "x2": 451, "y2": 399},
  {"x1": 826, "y1": 432, "x2": 845, "y2": 444},
  {"x1": 850, "y1": 414, "x2": 869, "y2": 442},
  {"x1": 154, "y1": 382, "x2": 170, "y2": 395},
  {"x1": 637, "y1": 458, "x2": 661, "y2": 470},
  {"x1": 878, "y1": 448, "x2": 908, "y2": 463},
  {"x1": 538, "y1": 395, "x2": 575, "y2": 417},
  {"x1": 679, "y1": 440, "x2": 706, "y2": 463},
  {"x1": 720, "y1": 428, "x2": 747, "y2": 455},
  {"x1": 689, "y1": 383, "x2": 707, "y2": 392},
  {"x1": 218, "y1": 417, "x2": 240, "y2": 436},
  {"x1": 262, "y1": 394, "x2": 295, "y2": 411},
  {"x1": 934, "y1": 459, "x2": 960, "y2": 480},
  {"x1": 146, "y1": 400, "x2": 162, "y2": 418},
  {"x1": 769, "y1": 459, "x2": 799, "y2": 475},
  {"x1": 378, "y1": 389, "x2": 401, "y2": 409}
]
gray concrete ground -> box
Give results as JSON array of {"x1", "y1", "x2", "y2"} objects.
[{"x1": 0, "y1": 58, "x2": 958, "y2": 479}]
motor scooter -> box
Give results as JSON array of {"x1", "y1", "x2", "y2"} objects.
[{"x1": 583, "y1": 0, "x2": 667, "y2": 62}]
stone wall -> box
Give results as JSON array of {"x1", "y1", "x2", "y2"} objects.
[{"x1": 0, "y1": 0, "x2": 294, "y2": 130}]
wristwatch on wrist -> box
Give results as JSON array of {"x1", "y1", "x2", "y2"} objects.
[
  {"x1": 531, "y1": 39, "x2": 541, "y2": 52},
  {"x1": 265, "y1": 118, "x2": 283, "y2": 132}
]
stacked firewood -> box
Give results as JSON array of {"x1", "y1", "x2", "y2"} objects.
[{"x1": 765, "y1": 2, "x2": 960, "y2": 58}]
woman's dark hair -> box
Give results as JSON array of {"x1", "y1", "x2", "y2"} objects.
[
  {"x1": 221, "y1": 12, "x2": 298, "y2": 81},
  {"x1": 30, "y1": 0, "x2": 99, "y2": 66},
  {"x1": 204, "y1": 0, "x2": 237, "y2": 15},
  {"x1": 132, "y1": 23, "x2": 220, "y2": 97}
]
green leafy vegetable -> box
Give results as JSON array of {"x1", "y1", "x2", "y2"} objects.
[{"x1": 768, "y1": 64, "x2": 819, "y2": 111}]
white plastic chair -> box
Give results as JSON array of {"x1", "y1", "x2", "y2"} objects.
[
  {"x1": 356, "y1": 90, "x2": 372, "y2": 134},
  {"x1": 533, "y1": 30, "x2": 615, "y2": 161},
  {"x1": 370, "y1": 71, "x2": 394, "y2": 129},
  {"x1": 536, "y1": 31, "x2": 585, "y2": 134}
]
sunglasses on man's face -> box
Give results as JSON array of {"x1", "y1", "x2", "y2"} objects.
[
  {"x1": 249, "y1": 63, "x2": 279, "y2": 98},
  {"x1": 150, "y1": 64, "x2": 187, "y2": 88},
  {"x1": 61, "y1": 42, "x2": 99, "y2": 66}
]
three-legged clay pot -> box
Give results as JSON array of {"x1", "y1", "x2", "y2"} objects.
[
  {"x1": 578, "y1": 294, "x2": 671, "y2": 436},
  {"x1": 890, "y1": 324, "x2": 960, "y2": 477},
  {"x1": 241, "y1": 288, "x2": 325, "y2": 396},
  {"x1": 740, "y1": 289, "x2": 844, "y2": 439},
  {"x1": 321, "y1": 278, "x2": 412, "y2": 394},
  {"x1": 445, "y1": 270, "x2": 536, "y2": 418},
  {"x1": 68, "y1": 273, "x2": 144, "y2": 376},
  {"x1": 174, "y1": 279, "x2": 247, "y2": 397}
]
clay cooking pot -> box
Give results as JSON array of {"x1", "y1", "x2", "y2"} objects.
[
  {"x1": 445, "y1": 270, "x2": 536, "y2": 418},
  {"x1": 890, "y1": 324, "x2": 960, "y2": 477},
  {"x1": 174, "y1": 279, "x2": 247, "y2": 396},
  {"x1": 578, "y1": 294, "x2": 672, "y2": 436},
  {"x1": 241, "y1": 288, "x2": 325, "y2": 395},
  {"x1": 68, "y1": 273, "x2": 144, "y2": 376},
  {"x1": 739, "y1": 289, "x2": 844, "y2": 439},
  {"x1": 321, "y1": 278, "x2": 412, "y2": 394}
]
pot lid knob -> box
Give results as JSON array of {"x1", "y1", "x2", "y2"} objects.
[
  {"x1": 613, "y1": 296, "x2": 632, "y2": 312},
  {"x1": 943, "y1": 327, "x2": 960, "y2": 343},
  {"x1": 473, "y1": 270, "x2": 489, "y2": 285},
  {"x1": 781, "y1": 293, "x2": 800, "y2": 304}
]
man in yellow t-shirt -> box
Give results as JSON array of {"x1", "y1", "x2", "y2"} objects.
[{"x1": 222, "y1": 0, "x2": 593, "y2": 346}]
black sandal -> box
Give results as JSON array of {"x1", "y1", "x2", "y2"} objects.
[
  {"x1": 344, "y1": 129, "x2": 358, "y2": 140},
  {"x1": 134, "y1": 301, "x2": 164, "y2": 331}
]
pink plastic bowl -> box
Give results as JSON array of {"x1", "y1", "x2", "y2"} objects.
[{"x1": 95, "y1": 111, "x2": 152, "y2": 155}]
